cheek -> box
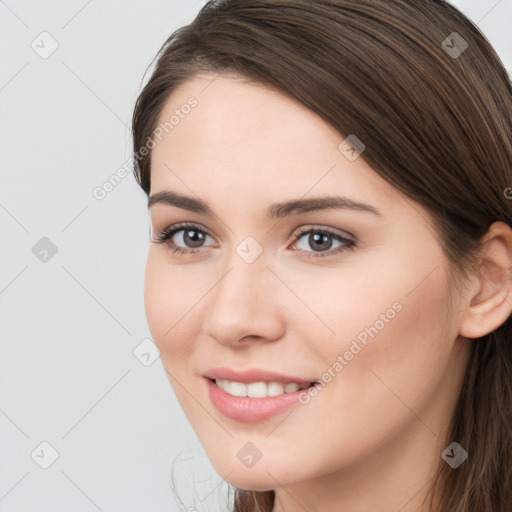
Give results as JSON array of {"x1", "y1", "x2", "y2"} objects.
[
  {"x1": 144, "y1": 257, "x2": 170, "y2": 344},
  {"x1": 314, "y1": 262, "x2": 455, "y2": 442},
  {"x1": 144, "y1": 253, "x2": 196, "y2": 363},
  {"x1": 279, "y1": 253, "x2": 454, "y2": 432},
  {"x1": 319, "y1": 244, "x2": 450, "y2": 360}
]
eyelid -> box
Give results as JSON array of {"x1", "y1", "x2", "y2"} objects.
[
  {"x1": 287, "y1": 224, "x2": 355, "y2": 244},
  {"x1": 154, "y1": 222, "x2": 356, "y2": 263},
  {"x1": 152, "y1": 221, "x2": 220, "y2": 244},
  {"x1": 153, "y1": 222, "x2": 354, "y2": 246},
  {"x1": 153, "y1": 221, "x2": 216, "y2": 246}
]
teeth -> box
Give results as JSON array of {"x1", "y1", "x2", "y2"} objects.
[
  {"x1": 284, "y1": 383, "x2": 300, "y2": 393},
  {"x1": 215, "y1": 379, "x2": 312, "y2": 398}
]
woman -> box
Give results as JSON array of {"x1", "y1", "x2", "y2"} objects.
[{"x1": 131, "y1": 1, "x2": 512, "y2": 510}]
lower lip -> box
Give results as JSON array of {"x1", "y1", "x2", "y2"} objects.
[{"x1": 205, "y1": 378, "x2": 310, "y2": 423}]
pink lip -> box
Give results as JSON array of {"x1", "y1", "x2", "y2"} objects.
[
  {"x1": 203, "y1": 367, "x2": 317, "y2": 384},
  {"x1": 205, "y1": 378, "x2": 312, "y2": 423}
]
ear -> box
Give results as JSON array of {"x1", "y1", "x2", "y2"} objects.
[{"x1": 459, "y1": 221, "x2": 512, "y2": 339}]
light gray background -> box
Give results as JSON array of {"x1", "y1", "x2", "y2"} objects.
[{"x1": 0, "y1": 1, "x2": 511, "y2": 511}]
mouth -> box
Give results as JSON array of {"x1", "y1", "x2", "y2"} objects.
[
  {"x1": 207, "y1": 378, "x2": 319, "y2": 398},
  {"x1": 205, "y1": 377, "x2": 320, "y2": 423}
]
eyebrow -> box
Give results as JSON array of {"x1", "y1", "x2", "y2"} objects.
[{"x1": 148, "y1": 190, "x2": 382, "y2": 218}]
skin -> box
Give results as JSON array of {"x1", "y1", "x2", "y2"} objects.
[{"x1": 144, "y1": 72, "x2": 512, "y2": 512}]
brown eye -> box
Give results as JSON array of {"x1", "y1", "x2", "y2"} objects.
[
  {"x1": 291, "y1": 228, "x2": 356, "y2": 259},
  {"x1": 153, "y1": 223, "x2": 214, "y2": 254}
]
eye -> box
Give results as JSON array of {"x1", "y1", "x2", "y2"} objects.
[
  {"x1": 290, "y1": 227, "x2": 356, "y2": 258},
  {"x1": 152, "y1": 222, "x2": 215, "y2": 256},
  {"x1": 152, "y1": 223, "x2": 356, "y2": 259}
]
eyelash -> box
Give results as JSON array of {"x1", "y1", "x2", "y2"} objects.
[{"x1": 152, "y1": 222, "x2": 356, "y2": 259}]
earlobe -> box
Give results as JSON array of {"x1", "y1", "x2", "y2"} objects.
[{"x1": 459, "y1": 221, "x2": 512, "y2": 339}]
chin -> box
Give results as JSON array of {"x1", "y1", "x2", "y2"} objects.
[
  {"x1": 223, "y1": 473, "x2": 276, "y2": 492},
  {"x1": 205, "y1": 454, "x2": 280, "y2": 490}
]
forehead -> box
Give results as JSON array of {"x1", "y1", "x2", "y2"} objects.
[{"x1": 149, "y1": 73, "x2": 404, "y2": 215}]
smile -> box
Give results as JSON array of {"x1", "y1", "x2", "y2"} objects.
[
  {"x1": 205, "y1": 378, "x2": 319, "y2": 423},
  {"x1": 213, "y1": 379, "x2": 314, "y2": 398}
]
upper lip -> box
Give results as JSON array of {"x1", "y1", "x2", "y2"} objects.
[{"x1": 204, "y1": 367, "x2": 318, "y2": 384}]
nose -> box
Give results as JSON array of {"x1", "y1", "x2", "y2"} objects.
[{"x1": 201, "y1": 253, "x2": 285, "y2": 347}]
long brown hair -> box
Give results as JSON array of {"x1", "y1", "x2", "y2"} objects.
[{"x1": 131, "y1": 1, "x2": 512, "y2": 510}]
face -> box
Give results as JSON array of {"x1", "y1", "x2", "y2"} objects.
[{"x1": 144, "y1": 73, "x2": 470, "y2": 493}]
